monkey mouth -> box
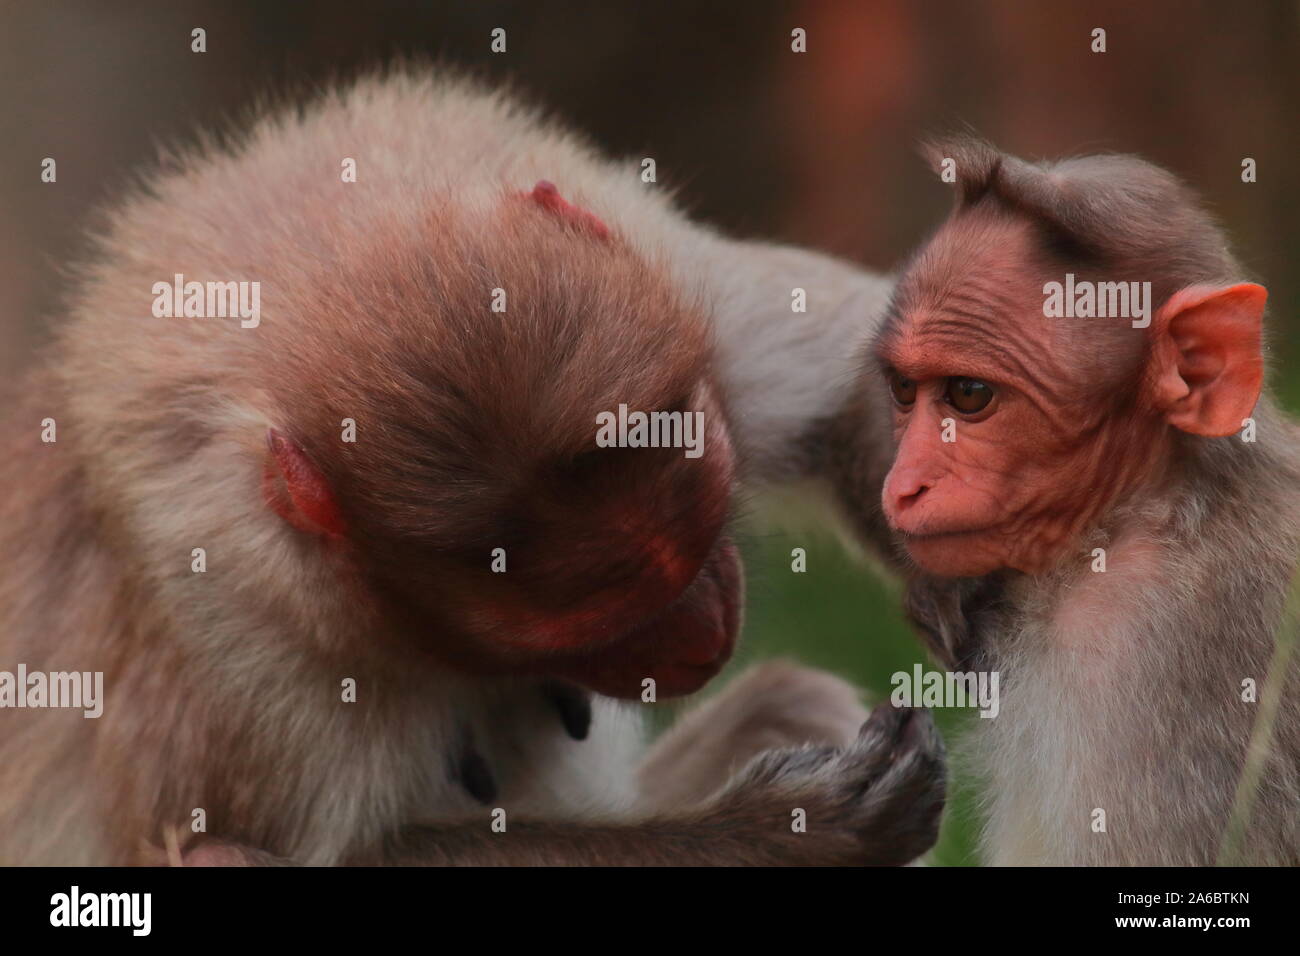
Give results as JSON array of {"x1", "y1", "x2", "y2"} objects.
[
  {"x1": 898, "y1": 526, "x2": 992, "y2": 542},
  {"x1": 545, "y1": 537, "x2": 741, "y2": 699},
  {"x1": 891, "y1": 518, "x2": 999, "y2": 550},
  {"x1": 895, "y1": 525, "x2": 1013, "y2": 577},
  {"x1": 884, "y1": 501, "x2": 996, "y2": 542}
]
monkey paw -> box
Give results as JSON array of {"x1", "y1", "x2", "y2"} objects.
[
  {"x1": 903, "y1": 574, "x2": 1005, "y2": 671},
  {"x1": 638, "y1": 659, "x2": 869, "y2": 809},
  {"x1": 723, "y1": 702, "x2": 947, "y2": 866}
]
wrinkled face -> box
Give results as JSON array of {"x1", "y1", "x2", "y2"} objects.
[{"x1": 875, "y1": 215, "x2": 1162, "y2": 576}]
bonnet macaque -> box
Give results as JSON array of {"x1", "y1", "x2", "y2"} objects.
[
  {"x1": 830, "y1": 139, "x2": 1300, "y2": 865},
  {"x1": 0, "y1": 72, "x2": 941, "y2": 866}
]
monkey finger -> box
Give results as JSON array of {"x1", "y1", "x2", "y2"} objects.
[
  {"x1": 857, "y1": 703, "x2": 943, "y2": 772},
  {"x1": 542, "y1": 681, "x2": 592, "y2": 741},
  {"x1": 455, "y1": 743, "x2": 499, "y2": 805}
]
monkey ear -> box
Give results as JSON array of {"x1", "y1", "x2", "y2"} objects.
[
  {"x1": 262, "y1": 429, "x2": 346, "y2": 538},
  {"x1": 1146, "y1": 283, "x2": 1266, "y2": 437}
]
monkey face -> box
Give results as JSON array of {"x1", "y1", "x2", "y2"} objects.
[
  {"x1": 416, "y1": 387, "x2": 743, "y2": 700},
  {"x1": 872, "y1": 218, "x2": 1167, "y2": 577},
  {"x1": 871, "y1": 211, "x2": 1267, "y2": 578},
  {"x1": 463, "y1": 392, "x2": 742, "y2": 698},
  {"x1": 537, "y1": 534, "x2": 743, "y2": 699}
]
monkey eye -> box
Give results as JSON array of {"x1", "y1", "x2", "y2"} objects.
[
  {"x1": 945, "y1": 377, "x2": 994, "y2": 414},
  {"x1": 887, "y1": 369, "x2": 917, "y2": 407}
]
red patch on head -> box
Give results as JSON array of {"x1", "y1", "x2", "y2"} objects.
[
  {"x1": 263, "y1": 428, "x2": 346, "y2": 539},
  {"x1": 523, "y1": 180, "x2": 611, "y2": 241}
]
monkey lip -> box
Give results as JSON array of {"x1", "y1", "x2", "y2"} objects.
[
  {"x1": 885, "y1": 500, "x2": 993, "y2": 543},
  {"x1": 896, "y1": 525, "x2": 1014, "y2": 577},
  {"x1": 889, "y1": 510, "x2": 1002, "y2": 542},
  {"x1": 898, "y1": 526, "x2": 992, "y2": 542},
  {"x1": 546, "y1": 538, "x2": 741, "y2": 699}
]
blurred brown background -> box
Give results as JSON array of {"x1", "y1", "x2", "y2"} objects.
[
  {"x1": 4, "y1": 1, "x2": 1297, "y2": 389},
  {"x1": 3, "y1": 0, "x2": 1296, "y2": 865}
]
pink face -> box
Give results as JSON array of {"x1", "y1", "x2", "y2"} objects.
[{"x1": 875, "y1": 219, "x2": 1170, "y2": 577}]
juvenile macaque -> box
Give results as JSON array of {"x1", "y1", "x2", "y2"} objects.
[
  {"x1": 831, "y1": 139, "x2": 1300, "y2": 865},
  {"x1": 0, "y1": 73, "x2": 940, "y2": 866}
]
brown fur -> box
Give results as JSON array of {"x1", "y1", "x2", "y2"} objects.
[{"x1": 0, "y1": 71, "x2": 942, "y2": 866}]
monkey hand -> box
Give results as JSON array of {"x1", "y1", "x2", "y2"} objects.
[
  {"x1": 705, "y1": 702, "x2": 946, "y2": 866},
  {"x1": 903, "y1": 574, "x2": 1006, "y2": 671},
  {"x1": 637, "y1": 660, "x2": 869, "y2": 810}
]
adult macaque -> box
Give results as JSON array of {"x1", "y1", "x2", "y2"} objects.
[
  {"x1": 0, "y1": 72, "x2": 942, "y2": 866},
  {"x1": 831, "y1": 138, "x2": 1300, "y2": 865}
]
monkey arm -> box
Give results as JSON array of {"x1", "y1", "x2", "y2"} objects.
[
  {"x1": 902, "y1": 574, "x2": 1009, "y2": 671},
  {"x1": 376, "y1": 702, "x2": 943, "y2": 867},
  {"x1": 176, "y1": 702, "x2": 943, "y2": 867},
  {"x1": 687, "y1": 235, "x2": 894, "y2": 486}
]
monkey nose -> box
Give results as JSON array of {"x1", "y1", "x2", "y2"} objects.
[{"x1": 883, "y1": 468, "x2": 932, "y2": 521}]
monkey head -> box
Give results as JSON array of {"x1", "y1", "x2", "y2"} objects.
[
  {"x1": 257, "y1": 184, "x2": 741, "y2": 698},
  {"x1": 871, "y1": 141, "x2": 1266, "y2": 577}
]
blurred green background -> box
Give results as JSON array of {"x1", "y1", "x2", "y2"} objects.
[
  {"x1": 3, "y1": 1, "x2": 1296, "y2": 865},
  {"x1": 735, "y1": 521, "x2": 982, "y2": 865}
]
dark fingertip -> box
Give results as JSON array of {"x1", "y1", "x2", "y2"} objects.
[
  {"x1": 862, "y1": 700, "x2": 906, "y2": 735},
  {"x1": 452, "y1": 722, "x2": 498, "y2": 804},
  {"x1": 458, "y1": 747, "x2": 498, "y2": 805},
  {"x1": 545, "y1": 681, "x2": 592, "y2": 740},
  {"x1": 898, "y1": 707, "x2": 927, "y2": 746}
]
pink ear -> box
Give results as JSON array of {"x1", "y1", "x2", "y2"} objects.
[
  {"x1": 263, "y1": 429, "x2": 346, "y2": 538},
  {"x1": 523, "y1": 181, "x2": 611, "y2": 240},
  {"x1": 1147, "y1": 283, "x2": 1266, "y2": 437}
]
